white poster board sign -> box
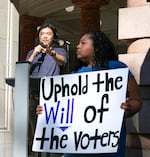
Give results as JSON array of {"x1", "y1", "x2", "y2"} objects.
[{"x1": 32, "y1": 68, "x2": 128, "y2": 154}]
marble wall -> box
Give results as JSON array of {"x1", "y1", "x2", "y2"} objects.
[{"x1": 0, "y1": 0, "x2": 19, "y2": 156}]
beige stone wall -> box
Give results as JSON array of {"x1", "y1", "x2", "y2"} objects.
[
  {"x1": 118, "y1": 1, "x2": 150, "y2": 157},
  {"x1": 118, "y1": 5, "x2": 150, "y2": 40},
  {"x1": 0, "y1": 0, "x2": 19, "y2": 157},
  {"x1": 127, "y1": 0, "x2": 150, "y2": 7}
]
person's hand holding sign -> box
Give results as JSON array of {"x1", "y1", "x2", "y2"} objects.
[
  {"x1": 121, "y1": 76, "x2": 142, "y2": 118},
  {"x1": 36, "y1": 105, "x2": 43, "y2": 115}
]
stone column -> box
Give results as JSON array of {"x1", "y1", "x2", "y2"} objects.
[
  {"x1": 72, "y1": 0, "x2": 110, "y2": 35},
  {"x1": 118, "y1": 0, "x2": 150, "y2": 83},
  {"x1": 118, "y1": 0, "x2": 150, "y2": 157}
]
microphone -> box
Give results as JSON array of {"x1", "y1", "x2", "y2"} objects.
[
  {"x1": 34, "y1": 42, "x2": 47, "y2": 56},
  {"x1": 39, "y1": 42, "x2": 47, "y2": 48},
  {"x1": 66, "y1": 40, "x2": 71, "y2": 45}
]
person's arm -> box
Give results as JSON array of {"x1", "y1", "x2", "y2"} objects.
[
  {"x1": 120, "y1": 76, "x2": 142, "y2": 118},
  {"x1": 47, "y1": 47, "x2": 66, "y2": 66}
]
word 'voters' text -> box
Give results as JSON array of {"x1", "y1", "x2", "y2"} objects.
[{"x1": 41, "y1": 72, "x2": 123, "y2": 102}]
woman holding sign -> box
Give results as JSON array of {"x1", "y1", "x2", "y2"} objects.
[{"x1": 36, "y1": 30, "x2": 142, "y2": 157}]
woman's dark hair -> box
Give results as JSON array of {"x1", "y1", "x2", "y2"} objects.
[
  {"x1": 71, "y1": 30, "x2": 118, "y2": 72},
  {"x1": 35, "y1": 22, "x2": 60, "y2": 47}
]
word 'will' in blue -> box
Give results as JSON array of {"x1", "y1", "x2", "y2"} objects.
[{"x1": 44, "y1": 98, "x2": 74, "y2": 125}]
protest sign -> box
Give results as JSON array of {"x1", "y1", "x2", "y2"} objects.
[{"x1": 32, "y1": 68, "x2": 128, "y2": 154}]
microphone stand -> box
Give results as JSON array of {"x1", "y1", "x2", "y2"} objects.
[{"x1": 65, "y1": 40, "x2": 70, "y2": 73}]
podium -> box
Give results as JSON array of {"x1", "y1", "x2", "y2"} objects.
[{"x1": 5, "y1": 62, "x2": 41, "y2": 157}]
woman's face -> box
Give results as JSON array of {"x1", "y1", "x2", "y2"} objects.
[
  {"x1": 76, "y1": 34, "x2": 95, "y2": 66},
  {"x1": 39, "y1": 27, "x2": 54, "y2": 47}
]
